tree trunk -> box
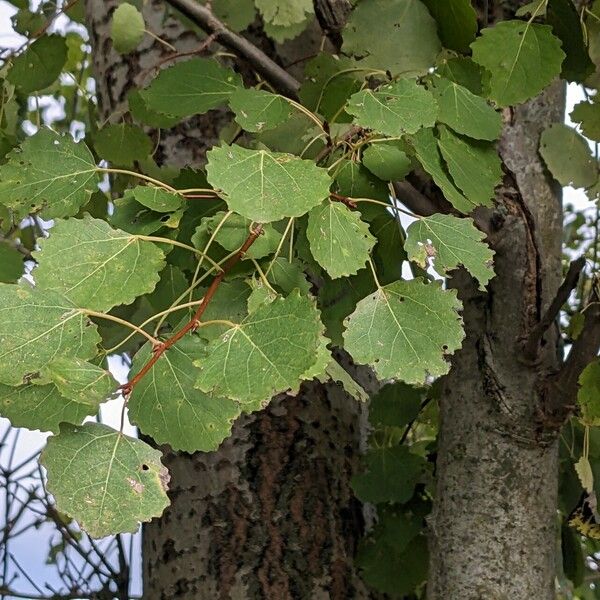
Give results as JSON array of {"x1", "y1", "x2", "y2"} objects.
[
  {"x1": 84, "y1": 2, "x2": 377, "y2": 598},
  {"x1": 427, "y1": 83, "x2": 565, "y2": 598}
]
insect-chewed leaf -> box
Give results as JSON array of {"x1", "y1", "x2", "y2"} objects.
[
  {"x1": 343, "y1": 279, "x2": 464, "y2": 384},
  {"x1": 206, "y1": 144, "x2": 332, "y2": 222},
  {"x1": 0, "y1": 283, "x2": 100, "y2": 386},
  {"x1": 346, "y1": 79, "x2": 437, "y2": 137},
  {"x1": 111, "y1": 3, "x2": 145, "y2": 54},
  {"x1": 140, "y1": 58, "x2": 242, "y2": 118},
  {"x1": 128, "y1": 336, "x2": 241, "y2": 453},
  {"x1": 410, "y1": 128, "x2": 473, "y2": 213},
  {"x1": 0, "y1": 128, "x2": 99, "y2": 219},
  {"x1": 194, "y1": 291, "x2": 323, "y2": 410},
  {"x1": 433, "y1": 77, "x2": 502, "y2": 141},
  {"x1": 405, "y1": 214, "x2": 495, "y2": 290},
  {"x1": 539, "y1": 123, "x2": 598, "y2": 189},
  {"x1": 229, "y1": 87, "x2": 291, "y2": 132},
  {"x1": 43, "y1": 357, "x2": 117, "y2": 406},
  {"x1": 131, "y1": 185, "x2": 183, "y2": 213},
  {"x1": 352, "y1": 445, "x2": 427, "y2": 503},
  {"x1": 570, "y1": 100, "x2": 600, "y2": 142},
  {"x1": 342, "y1": 0, "x2": 441, "y2": 75},
  {"x1": 306, "y1": 201, "x2": 376, "y2": 278},
  {"x1": 33, "y1": 215, "x2": 165, "y2": 312},
  {"x1": 471, "y1": 20, "x2": 565, "y2": 106},
  {"x1": 41, "y1": 422, "x2": 170, "y2": 538},
  {"x1": 0, "y1": 383, "x2": 97, "y2": 433},
  {"x1": 435, "y1": 127, "x2": 501, "y2": 207}
]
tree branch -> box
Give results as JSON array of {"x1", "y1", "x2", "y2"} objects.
[
  {"x1": 164, "y1": 0, "x2": 301, "y2": 99},
  {"x1": 522, "y1": 256, "x2": 586, "y2": 361},
  {"x1": 393, "y1": 181, "x2": 453, "y2": 217},
  {"x1": 544, "y1": 278, "x2": 600, "y2": 426}
]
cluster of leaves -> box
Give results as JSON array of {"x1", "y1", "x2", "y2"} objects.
[{"x1": 2, "y1": 0, "x2": 600, "y2": 596}]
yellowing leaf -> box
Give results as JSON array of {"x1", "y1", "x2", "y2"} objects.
[{"x1": 111, "y1": 3, "x2": 145, "y2": 54}]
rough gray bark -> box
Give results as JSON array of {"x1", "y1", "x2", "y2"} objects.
[
  {"x1": 84, "y1": 2, "x2": 377, "y2": 598},
  {"x1": 427, "y1": 83, "x2": 566, "y2": 599}
]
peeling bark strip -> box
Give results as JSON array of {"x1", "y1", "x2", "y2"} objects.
[
  {"x1": 428, "y1": 83, "x2": 565, "y2": 600},
  {"x1": 85, "y1": 1, "x2": 378, "y2": 598}
]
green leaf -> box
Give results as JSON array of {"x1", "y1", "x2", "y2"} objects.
[
  {"x1": 410, "y1": 127, "x2": 472, "y2": 213},
  {"x1": 405, "y1": 213, "x2": 495, "y2": 289},
  {"x1": 7, "y1": 34, "x2": 67, "y2": 94},
  {"x1": 324, "y1": 360, "x2": 370, "y2": 403},
  {"x1": 436, "y1": 127, "x2": 502, "y2": 207},
  {"x1": 370, "y1": 212, "x2": 405, "y2": 285},
  {"x1": 205, "y1": 144, "x2": 332, "y2": 222},
  {"x1": 94, "y1": 123, "x2": 153, "y2": 167},
  {"x1": 111, "y1": 3, "x2": 145, "y2": 54},
  {"x1": 547, "y1": 0, "x2": 594, "y2": 83},
  {"x1": 578, "y1": 360, "x2": 600, "y2": 425},
  {"x1": 342, "y1": 0, "x2": 441, "y2": 75},
  {"x1": 433, "y1": 77, "x2": 502, "y2": 141},
  {"x1": 33, "y1": 216, "x2": 165, "y2": 312},
  {"x1": 306, "y1": 201, "x2": 376, "y2": 278},
  {"x1": 43, "y1": 358, "x2": 117, "y2": 407},
  {"x1": 343, "y1": 279, "x2": 464, "y2": 384},
  {"x1": 128, "y1": 90, "x2": 180, "y2": 129},
  {"x1": 362, "y1": 142, "x2": 412, "y2": 181},
  {"x1": 539, "y1": 123, "x2": 598, "y2": 189},
  {"x1": 0, "y1": 241, "x2": 23, "y2": 283},
  {"x1": 436, "y1": 56, "x2": 484, "y2": 95},
  {"x1": 41, "y1": 422, "x2": 170, "y2": 538},
  {"x1": 0, "y1": 383, "x2": 99, "y2": 433},
  {"x1": 0, "y1": 129, "x2": 100, "y2": 219},
  {"x1": 471, "y1": 21, "x2": 565, "y2": 107},
  {"x1": 346, "y1": 79, "x2": 437, "y2": 137},
  {"x1": 263, "y1": 14, "x2": 313, "y2": 43},
  {"x1": 334, "y1": 160, "x2": 390, "y2": 205},
  {"x1": 209, "y1": 0, "x2": 256, "y2": 31},
  {"x1": 369, "y1": 382, "x2": 423, "y2": 428},
  {"x1": 131, "y1": 185, "x2": 184, "y2": 213},
  {"x1": 194, "y1": 291, "x2": 322, "y2": 409},
  {"x1": 198, "y1": 211, "x2": 283, "y2": 259},
  {"x1": 421, "y1": 0, "x2": 477, "y2": 53},
  {"x1": 110, "y1": 193, "x2": 166, "y2": 235},
  {"x1": 255, "y1": 0, "x2": 313, "y2": 26},
  {"x1": 129, "y1": 336, "x2": 241, "y2": 453},
  {"x1": 352, "y1": 445, "x2": 427, "y2": 503},
  {"x1": 266, "y1": 257, "x2": 311, "y2": 295},
  {"x1": 140, "y1": 58, "x2": 242, "y2": 118},
  {"x1": 570, "y1": 100, "x2": 600, "y2": 142},
  {"x1": 229, "y1": 87, "x2": 290, "y2": 132},
  {"x1": 0, "y1": 283, "x2": 100, "y2": 386}
]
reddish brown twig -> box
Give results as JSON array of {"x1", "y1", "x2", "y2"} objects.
[
  {"x1": 120, "y1": 225, "x2": 263, "y2": 396},
  {"x1": 329, "y1": 192, "x2": 357, "y2": 209}
]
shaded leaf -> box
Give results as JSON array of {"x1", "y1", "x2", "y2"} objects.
[
  {"x1": 362, "y1": 142, "x2": 412, "y2": 181},
  {"x1": 0, "y1": 241, "x2": 23, "y2": 283},
  {"x1": 0, "y1": 129, "x2": 100, "y2": 219},
  {"x1": 343, "y1": 279, "x2": 464, "y2": 384},
  {"x1": 421, "y1": 0, "x2": 477, "y2": 53},
  {"x1": 229, "y1": 87, "x2": 290, "y2": 132},
  {"x1": 94, "y1": 123, "x2": 153, "y2": 167},
  {"x1": 206, "y1": 144, "x2": 331, "y2": 222},
  {"x1": 405, "y1": 213, "x2": 495, "y2": 289},
  {"x1": 369, "y1": 382, "x2": 423, "y2": 428},
  {"x1": 41, "y1": 423, "x2": 169, "y2": 538},
  {"x1": 33, "y1": 215, "x2": 165, "y2": 312}
]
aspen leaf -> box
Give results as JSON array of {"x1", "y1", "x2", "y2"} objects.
[
  {"x1": 342, "y1": 0, "x2": 441, "y2": 74},
  {"x1": 33, "y1": 216, "x2": 165, "y2": 312},
  {"x1": 343, "y1": 279, "x2": 464, "y2": 384},
  {"x1": 0, "y1": 241, "x2": 23, "y2": 283},
  {"x1": 410, "y1": 128, "x2": 473, "y2": 213},
  {"x1": 206, "y1": 144, "x2": 332, "y2": 222},
  {"x1": 41, "y1": 423, "x2": 170, "y2": 538},
  {"x1": 94, "y1": 123, "x2": 153, "y2": 167},
  {"x1": 362, "y1": 142, "x2": 412, "y2": 181},
  {"x1": 471, "y1": 21, "x2": 565, "y2": 106},
  {"x1": 346, "y1": 79, "x2": 437, "y2": 137},
  {"x1": 539, "y1": 123, "x2": 598, "y2": 189},
  {"x1": 570, "y1": 100, "x2": 600, "y2": 142},
  {"x1": 255, "y1": 0, "x2": 313, "y2": 26},
  {"x1": 43, "y1": 358, "x2": 117, "y2": 407},
  {"x1": 575, "y1": 456, "x2": 595, "y2": 494},
  {"x1": 131, "y1": 186, "x2": 183, "y2": 213},
  {"x1": 306, "y1": 201, "x2": 376, "y2": 278},
  {"x1": 194, "y1": 291, "x2": 323, "y2": 409},
  {"x1": 578, "y1": 360, "x2": 600, "y2": 425},
  {"x1": 229, "y1": 87, "x2": 291, "y2": 132},
  {"x1": 0, "y1": 383, "x2": 98, "y2": 433},
  {"x1": 0, "y1": 128, "x2": 100, "y2": 219},
  {"x1": 433, "y1": 77, "x2": 502, "y2": 141},
  {"x1": 405, "y1": 214, "x2": 495, "y2": 290},
  {"x1": 421, "y1": 0, "x2": 477, "y2": 53},
  {"x1": 140, "y1": 58, "x2": 242, "y2": 118},
  {"x1": 436, "y1": 127, "x2": 501, "y2": 207},
  {"x1": 0, "y1": 284, "x2": 100, "y2": 386},
  {"x1": 111, "y1": 3, "x2": 145, "y2": 54},
  {"x1": 128, "y1": 336, "x2": 241, "y2": 453},
  {"x1": 7, "y1": 34, "x2": 67, "y2": 93}
]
